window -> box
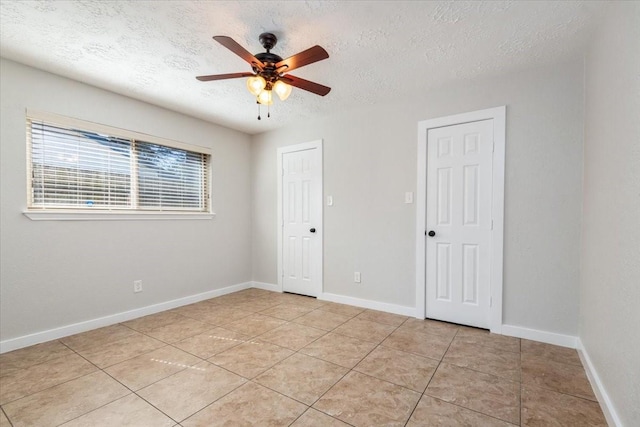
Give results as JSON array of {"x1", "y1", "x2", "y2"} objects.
[{"x1": 26, "y1": 111, "x2": 211, "y2": 217}]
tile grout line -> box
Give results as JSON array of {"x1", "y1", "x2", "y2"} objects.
[
  {"x1": 168, "y1": 292, "x2": 329, "y2": 423},
  {"x1": 424, "y1": 327, "x2": 526, "y2": 426},
  {"x1": 298, "y1": 316, "x2": 410, "y2": 425},
  {"x1": 0, "y1": 406, "x2": 14, "y2": 427},
  {"x1": 167, "y1": 377, "x2": 249, "y2": 425},
  {"x1": 241, "y1": 303, "x2": 403, "y2": 425},
  {"x1": 403, "y1": 325, "x2": 459, "y2": 426},
  {"x1": 140, "y1": 298, "x2": 344, "y2": 424},
  {"x1": 1, "y1": 291, "x2": 602, "y2": 426},
  {"x1": 0, "y1": 340, "x2": 101, "y2": 407},
  {"x1": 53, "y1": 340, "x2": 182, "y2": 426},
  {"x1": 71, "y1": 312, "x2": 257, "y2": 425}
]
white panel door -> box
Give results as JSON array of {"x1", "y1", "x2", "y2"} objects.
[
  {"x1": 282, "y1": 147, "x2": 322, "y2": 297},
  {"x1": 426, "y1": 119, "x2": 493, "y2": 328}
]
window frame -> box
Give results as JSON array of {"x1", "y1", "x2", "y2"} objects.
[{"x1": 23, "y1": 110, "x2": 215, "y2": 221}]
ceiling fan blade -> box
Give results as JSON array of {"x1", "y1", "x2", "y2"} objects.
[
  {"x1": 196, "y1": 72, "x2": 253, "y2": 81},
  {"x1": 281, "y1": 74, "x2": 331, "y2": 96},
  {"x1": 275, "y1": 45, "x2": 329, "y2": 73},
  {"x1": 213, "y1": 36, "x2": 264, "y2": 69}
]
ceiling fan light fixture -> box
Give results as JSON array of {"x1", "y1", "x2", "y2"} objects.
[
  {"x1": 246, "y1": 75, "x2": 266, "y2": 96},
  {"x1": 273, "y1": 80, "x2": 292, "y2": 101},
  {"x1": 198, "y1": 33, "x2": 330, "y2": 119},
  {"x1": 257, "y1": 89, "x2": 273, "y2": 105}
]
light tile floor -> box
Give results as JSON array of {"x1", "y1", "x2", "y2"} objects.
[{"x1": 0, "y1": 289, "x2": 607, "y2": 426}]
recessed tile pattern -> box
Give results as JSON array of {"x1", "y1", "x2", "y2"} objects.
[
  {"x1": 222, "y1": 313, "x2": 286, "y2": 337},
  {"x1": 0, "y1": 289, "x2": 605, "y2": 426},
  {"x1": 0, "y1": 410, "x2": 9, "y2": 427},
  {"x1": 291, "y1": 408, "x2": 351, "y2": 426},
  {"x1": 521, "y1": 339, "x2": 582, "y2": 366},
  {"x1": 182, "y1": 382, "x2": 306, "y2": 427},
  {"x1": 77, "y1": 332, "x2": 165, "y2": 368},
  {"x1": 382, "y1": 327, "x2": 452, "y2": 360},
  {"x1": 0, "y1": 353, "x2": 97, "y2": 404},
  {"x1": 400, "y1": 317, "x2": 459, "y2": 339},
  {"x1": 443, "y1": 339, "x2": 521, "y2": 381},
  {"x1": 408, "y1": 394, "x2": 516, "y2": 426},
  {"x1": 259, "y1": 303, "x2": 315, "y2": 320},
  {"x1": 299, "y1": 332, "x2": 377, "y2": 368},
  {"x1": 333, "y1": 317, "x2": 397, "y2": 343},
  {"x1": 3, "y1": 371, "x2": 128, "y2": 426},
  {"x1": 0, "y1": 340, "x2": 74, "y2": 375},
  {"x1": 455, "y1": 326, "x2": 521, "y2": 352},
  {"x1": 137, "y1": 360, "x2": 246, "y2": 421},
  {"x1": 60, "y1": 393, "x2": 175, "y2": 427},
  {"x1": 173, "y1": 327, "x2": 249, "y2": 359},
  {"x1": 208, "y1": 339, "x2": 293, "y2": 379},
  {"x1": 255, "y1": 353, "x2": 348, "y2": 405},
  {"x1": 143, "y1": 316, "x2": 212, "y2": 344},
  {"x1": 292, "y1": 309, "x2": 351, "y2": 331},
  {"x1": 426, "y1": 362, "x2": 521, "y2": 424},
  {"x1": 257, "y1": 322, "x2": 327, "y2": 351},
  {"x1": 172, "y1": 302, "x2": 252, "y2": 326},
  {"x1": 314, "y1": 370, "x2": 421, "y2": 426},
  {"x1": 354, "y1": 345, "x2": 439, "y2": 392},
  {"x1": 521, "y1": 384, "x2": 607, "y2": 426},
  {"x1": 104, "y1": 345, "x2": 201, "y2": 391},
  {"x1": 521, "y1": 353, "x2": 596, "y2": 400},
  {"x1": 318, "y1": 301, "x2": 365, "y2": 318},
  {"x1": 355, "y1": 309, "x2": 408, "y2": 327},
  {"x1": 61, "y1": 324, "x2": 138, "y2": 352}
]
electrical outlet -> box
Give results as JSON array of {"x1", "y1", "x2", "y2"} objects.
[
  {"x1": 133, "y1": 280, "x2": 143, "y2": 293},
  {"x1": 354, "y1": 272, "x2": 361, "y2": 283}
]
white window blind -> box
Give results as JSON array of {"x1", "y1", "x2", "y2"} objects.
[{"x1": 26, "y1": 112, "x2": 211, "y2": 213}]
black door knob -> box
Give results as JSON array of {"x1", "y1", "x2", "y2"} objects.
[
  {"x1": 428, "y1": 230, "x2": 436, "y2": 237},
  {"x1": 310, "y1": 228, "x2": 316, "y2": 233}
]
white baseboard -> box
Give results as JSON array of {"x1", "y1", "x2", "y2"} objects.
[
  {"x1": 577, "y1": 339, "x2": 623, "y2": 427},
  {"x1": 0, "y1": 281, "x2": 253, "y2": 353},
  {"x1": 319, "y1": 292, "x2": 416, "y2": 317},
  {"x1": 250, "y1": 281, "x2": 281, "y2": 292},
  {"x1": 248, "y1": 284, "x2": 416, "y2": 318},
  {"x1": 501, "y1": 324, "x2": 578, "y2": 348}
]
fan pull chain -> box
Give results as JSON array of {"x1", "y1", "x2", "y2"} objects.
[
  {"x1": 257, "y1": 101, "x2": 261, "y2": 120},
  {"x1": 268, "y1": 103, "x2": 270, "y2": 118}
]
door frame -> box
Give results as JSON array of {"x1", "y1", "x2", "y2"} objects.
[
  {"x1": 415, "y1": 106, "x2": 506, "y2": 333},
  {"x1": 277, "y1": 140, "x2": 324, "y2": 295}
]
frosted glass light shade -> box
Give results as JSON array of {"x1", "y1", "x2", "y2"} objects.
[
  {"x1": 257, "y1": 89, "x2": 273, "y2": 105},
  {"x1": 273, "y1": 80, "x2": 292, "y2": 101},
  {"x1": 246, "y1": 75, "x2": 266, "y2": 96}
]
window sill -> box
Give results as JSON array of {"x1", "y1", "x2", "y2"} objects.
[{"x1": 23, "y1": 210, "x2": 216, "y2": 221}]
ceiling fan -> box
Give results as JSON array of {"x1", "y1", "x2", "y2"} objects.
[{"x1": 196, "y1": 33, "x2": 330, "y2": 118}]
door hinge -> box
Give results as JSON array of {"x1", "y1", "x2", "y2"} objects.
[
  {"x1": 491, "y1": 219, "x2": 494, "y2": 230},
  {"x1": 490, "y1": 296, "x2": 493, "y2": 307}
]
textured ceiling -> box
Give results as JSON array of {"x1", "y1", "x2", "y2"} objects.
[{"x1": 0, "y1": 1, "x2": 605, "y2": 134}]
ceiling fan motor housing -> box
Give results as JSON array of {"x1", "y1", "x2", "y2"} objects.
[
  {"x1": 196, "y1": 32, "x2": 331, "y2": 97},
  {"x1": 254, "y1": 52, "x2": 284, "y2": 80},
  {"x1": 254, "y1": 33, "x2": 284, "y2": 81}
]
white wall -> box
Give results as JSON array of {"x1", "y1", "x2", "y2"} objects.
[
  {"x1": 252, "y1": 59, "x2": 585, "y2": 336},
  {"x1": 0, "y1": 58, "x2": 252, "y2": 342},
  {"x1": 581, "y1": 2, "x2": 640, "y2": 425}
]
